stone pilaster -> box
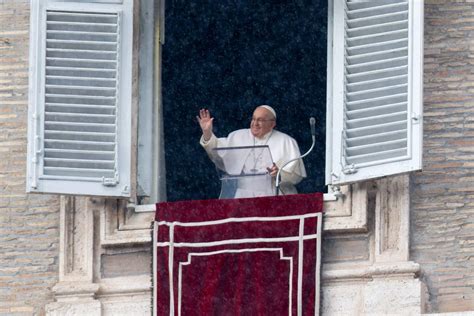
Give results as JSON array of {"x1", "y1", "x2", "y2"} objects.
[
  {"x1": 46, "y1": 196, "x2": 101, "y2": 315},
  {"x1": 375, "y1": 175, "x2": 410, "y2": 263}
]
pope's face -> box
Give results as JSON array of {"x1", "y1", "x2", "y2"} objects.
[{"x1": 250, "y1": 107, "x2": 276, "y2": 139}]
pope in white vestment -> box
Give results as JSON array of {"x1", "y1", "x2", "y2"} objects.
[{"x1": 198, "y1": 105, "x2": 307, "y2": 198}]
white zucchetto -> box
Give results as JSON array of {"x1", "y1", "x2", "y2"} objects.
[{"x1": 258, "y1": 105, "x2": 277, "y2": 119}]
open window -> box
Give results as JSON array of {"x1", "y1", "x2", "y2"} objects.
[
  {"x1": 26, "y1": 0, "x2": 424, "y2": 200},
  {"x1": 161, "y1": 1, "x2": 328, "y2": 201}
]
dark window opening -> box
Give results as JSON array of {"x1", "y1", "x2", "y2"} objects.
[{"x1": 162, "y1": 1, "x2": 327, "y2": 201}]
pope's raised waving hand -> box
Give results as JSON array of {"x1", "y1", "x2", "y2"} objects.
[{"x1": 197, "y1": 109, "x2": 214, "y2": 141}]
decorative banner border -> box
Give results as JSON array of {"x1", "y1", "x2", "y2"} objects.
[{"x1": 153, "y1": 212, "x2": 322, "y2": 316}]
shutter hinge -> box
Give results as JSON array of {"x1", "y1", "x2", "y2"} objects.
[
  {"x1": 102, "y1": 178, "x2": 118, "y2": 187},
  {"x1": 30, "y1": 112, "x2": 42, "y2": 189},
  {"x1": 102, "y1": 174, "x2": 119, "y2": 187},
  {"x1": 103, "y1": 171, "x2": 120, "y2": 187},
  {"x1": 412, "y1": 113, "x2": 421, "y2": 124},
  {"x1": 340, "y1": 131, "x2": 357, "y2": 175},
  {"x1": 122, "y1": 185, "x2": 130, "y2": 195},
  {"x1": 32, "y1": 113, "x2": 43, "y2": 162},
  {"x1": 330, "y1": 185, "x2": 345, "y2": 199},
  {"x1": 342, "y1": 163, "x2": 357, "y2": 175},
  {"x1": 35, "y1": 135, "x2": 43, "y2": 156}
]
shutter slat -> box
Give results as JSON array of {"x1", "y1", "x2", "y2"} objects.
[
  {"x1": 346, "y1": 102, "x2": 407, "y2": 120},
  {"x1": 46, "y1": 67, "x2": 116, "y2": 78},
  {"x1": 45, "y1": 94, "x2": 116, "y2": 106},
  {"x1": 47, "y1": 12, "x2": 118, "y2": 23},
  {"x1": 346, "y1": 111, "x2": 407, "y2": 129},
  {"x1": 347, "y1": 74, "x2": 407, "y2": 92},
  {"x1": 346, "y1": 93, "x2": 407, "y2": 111},
  {"x1": 346, "y1": 130, "x2": 407, "y2": 148},
  {"x1": 347, "y1": 47, "x2": 408, "y2": 65},
  {"x1": 46, "y1": 31, "x2": 117, "y2": 42},
  {"x1": 346, "y1": 120, "x2": 406, "y2": 139},
  {"x1": 347, "y1": 20, "x2": 408, "y2": 38},
  {"x1": 44, "y1": 158, "x2": 115, "y2": 169},
  {"x1": 45, "y1": 148, "x2": 114, "y2": 161},
  {"x1": 47, "y1": 21, "x2": 118, "y2": 33},
  {"x1": 346, "y1": 138, "x2": 407, "y2": 157},
  {"x1": 46, "y1": 76, "x2": 116, "y2": 88},
  {"x1": 346, "y1": 148, "x2": 407, "y2": 165},
  {"x1": 47, "y1": 20, "x2": 117, "y2": 26},
  {"x1": 44, "y1": 166, "x2": 115, "y2": 178},
  {"x1": 47, "y1": 49, "x2": 117, "y2": 60},
  {"x1": 45, "y1": 103, "x2": 115, "y2": 114},
  {"x1": 44, "y1": 131, "x2": 115, "y2": 142},
  {"x1": 347, "y1": 38, "x2": 407, "y2": 56},
  {"x1": 45, "y1": 121, "x2": 115, "y2": 133},
  {"x1": 347, "y1": 11, "x2": 408, "y2": 29},
  {"x1": 47, "y1": 39, "x2": 116, "y2": 51},
  {"x1": 45, "y1": 85, "x2": 116, "y2": 97},
  {"x1": 346, "y1": 84, "x2": 407, "y2": 102},
  {"x1": 44, "y1": 139, "x2": 115, "y2": 151},
  {"x1": 347, "y1": 65, "x2": 408, "y2": 84},
  {"x1": 347, "y1": 29, "x2": 408, "y2": 48},
  {"x1": 45, "y1": 112, "x2": 116, "y2": 124},
  {"x1": 347, "y1": 0, "x2": 406, "y2": 11},
  {"x1": 346, "y1": 57, "x2": 407, "y2": 74},
  {"x1": 46, "y1": 58, "x2": 117, "y2": 69},
  {"x1": 347, "y1": 2, "x2": 408, "y2": 20}
]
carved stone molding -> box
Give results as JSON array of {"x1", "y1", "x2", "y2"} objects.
[
  {"x1": 323, "y1": 182, "x2": 369, "y2": 232},
  {"x1": 322, "y1": 261, "x2": 420, "y2": 282},
  {"x1": 100, "y1": 199, "x2": 155, "y2": 246}
]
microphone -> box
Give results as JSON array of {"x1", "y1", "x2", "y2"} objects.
[
  {"x1": 310, "y1": 117, "x2": 316, "y2": 137},
  {"x1": 275, "y1": 117, "x2": 317, "y2": 196}
]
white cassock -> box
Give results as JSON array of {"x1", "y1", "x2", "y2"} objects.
[{"x1": 200, "y1": 128, "x2": 307, "y2": 198}]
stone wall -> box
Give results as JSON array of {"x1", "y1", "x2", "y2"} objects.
[
  {"x1": 0, "y1": 1, "x2": 60, "y2": 314},
  {"x1": 411, "y1": 0, "x2": 474, "y2": 313}
]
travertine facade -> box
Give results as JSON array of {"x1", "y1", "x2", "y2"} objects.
[{"x1": 0, "y1": 0, "x2": 473, "y2": 315}]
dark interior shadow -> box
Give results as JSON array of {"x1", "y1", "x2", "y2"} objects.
[{"x1": 163, "y1": 0, "x2": 328, "y2": 201}]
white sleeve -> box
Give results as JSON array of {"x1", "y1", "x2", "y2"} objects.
[
  {"x1": 200, "y1": 134, "x2": 226, "y2": 170},
  {"x1": 275, "y1": 136, "x2": 307, "y2": 182},
  {"x1": 280, "y1": 164, "x2": 304, "y2": 185}
]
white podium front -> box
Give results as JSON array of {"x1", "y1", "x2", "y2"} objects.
[{"x1": 212, "y1": 145, "x2": 275, "y2": 199}]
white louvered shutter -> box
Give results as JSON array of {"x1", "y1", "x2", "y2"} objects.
[
  {"x1": 27, "y1": 0, "x2": 133, "y2": 197},
  {"x1": 326, "y1": 0, "x2": 423, "y2": 185}
]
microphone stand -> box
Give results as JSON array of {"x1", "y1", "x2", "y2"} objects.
[{"x1": 275, "y1": 117, "x2": 316, "y2": 196}]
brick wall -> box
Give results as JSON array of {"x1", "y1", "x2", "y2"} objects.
[
  {"x1": 411, "y1": 0, "x2": 474, "y2": 313},
  {"x1": 0, "y1": 1, "x2": 60, "y2": 314}
]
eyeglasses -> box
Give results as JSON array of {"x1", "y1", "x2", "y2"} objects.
[{"x1": 251, "y1": 117, "x2": 275, "y2": 123}]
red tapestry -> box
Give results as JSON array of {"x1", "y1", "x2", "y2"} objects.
[{"x1": 153, "y1": 193, "x2": 323, "y2": 316}]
